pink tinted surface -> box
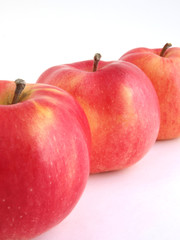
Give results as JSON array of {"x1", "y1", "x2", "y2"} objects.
[{"x1": 33, "y1": 138, "x2": 180, "y2": 240}]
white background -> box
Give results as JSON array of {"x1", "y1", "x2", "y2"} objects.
[{"x1": 1, "y1": 0, "x2": 180, "y2": 239}]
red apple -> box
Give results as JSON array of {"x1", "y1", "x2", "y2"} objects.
[
  {"x1": 37, "y1": 54, "x2": 160, "y2": 173},
  {"x1": 0, "y1": 79, "x2": 91, "y2": 240},
  {"x1": 120, "y1": 43, "x2": 180, "y2": 140}
]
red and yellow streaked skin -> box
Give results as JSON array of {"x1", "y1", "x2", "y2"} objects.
[
  {"x1": 120, "y1": 47, "x2": 180, "y2": 140},
  {"x1": 37, "y1": 60, "x2": 160, "y2": 173},
  {"x1": 0, "y1": 81, "x2": 91, "y2": 240}
]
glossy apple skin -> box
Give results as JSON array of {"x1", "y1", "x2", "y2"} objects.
[
  {"x1": 120, "y1": 47, "x2": 180, "y2": 140},
  {"x1": 37, "y1": 60, "x2": 160, "y2": 173},
  {"x1": 0, "y1": 81, "x2": 91, "y2": 240}
]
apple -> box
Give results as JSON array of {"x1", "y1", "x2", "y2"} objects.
[
  {"x1": 0, "y1": 79, "x2": 91, "y2": 240},
  {"x1": 37, "y1": 54, "x2": 160, "y2": 174},
  {"x1": 120, "y1": 43, "x2": 180, "y2": 140}
]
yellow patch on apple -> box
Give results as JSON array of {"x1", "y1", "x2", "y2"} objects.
[
  {"x1": 117, "y1": 85, "x2": 138, "y2": 128},
  {"x1": 30, "y1": 101, "x2": 54, "y2": 139}
]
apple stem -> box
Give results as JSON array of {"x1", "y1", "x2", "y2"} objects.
[
  {"x1": 93, "y1": 53, "x2": 102, "y2": 72},
  {"x1": 160, "y1": 43, "x2": 172, "y2": 57},
  {"x1": 12, "y1": 79, "x2": 26, "y2": 104}
]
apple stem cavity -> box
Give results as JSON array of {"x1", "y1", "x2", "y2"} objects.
[
  {"x1": 12, "y1": 79, "x2": 26, "y2": 104},
  {"x1": 93, "y1": 53, "x2": 102, "y2": 72},
  {"x1": 160, "y1": 43, "x2": 172, "y2": 57}
]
